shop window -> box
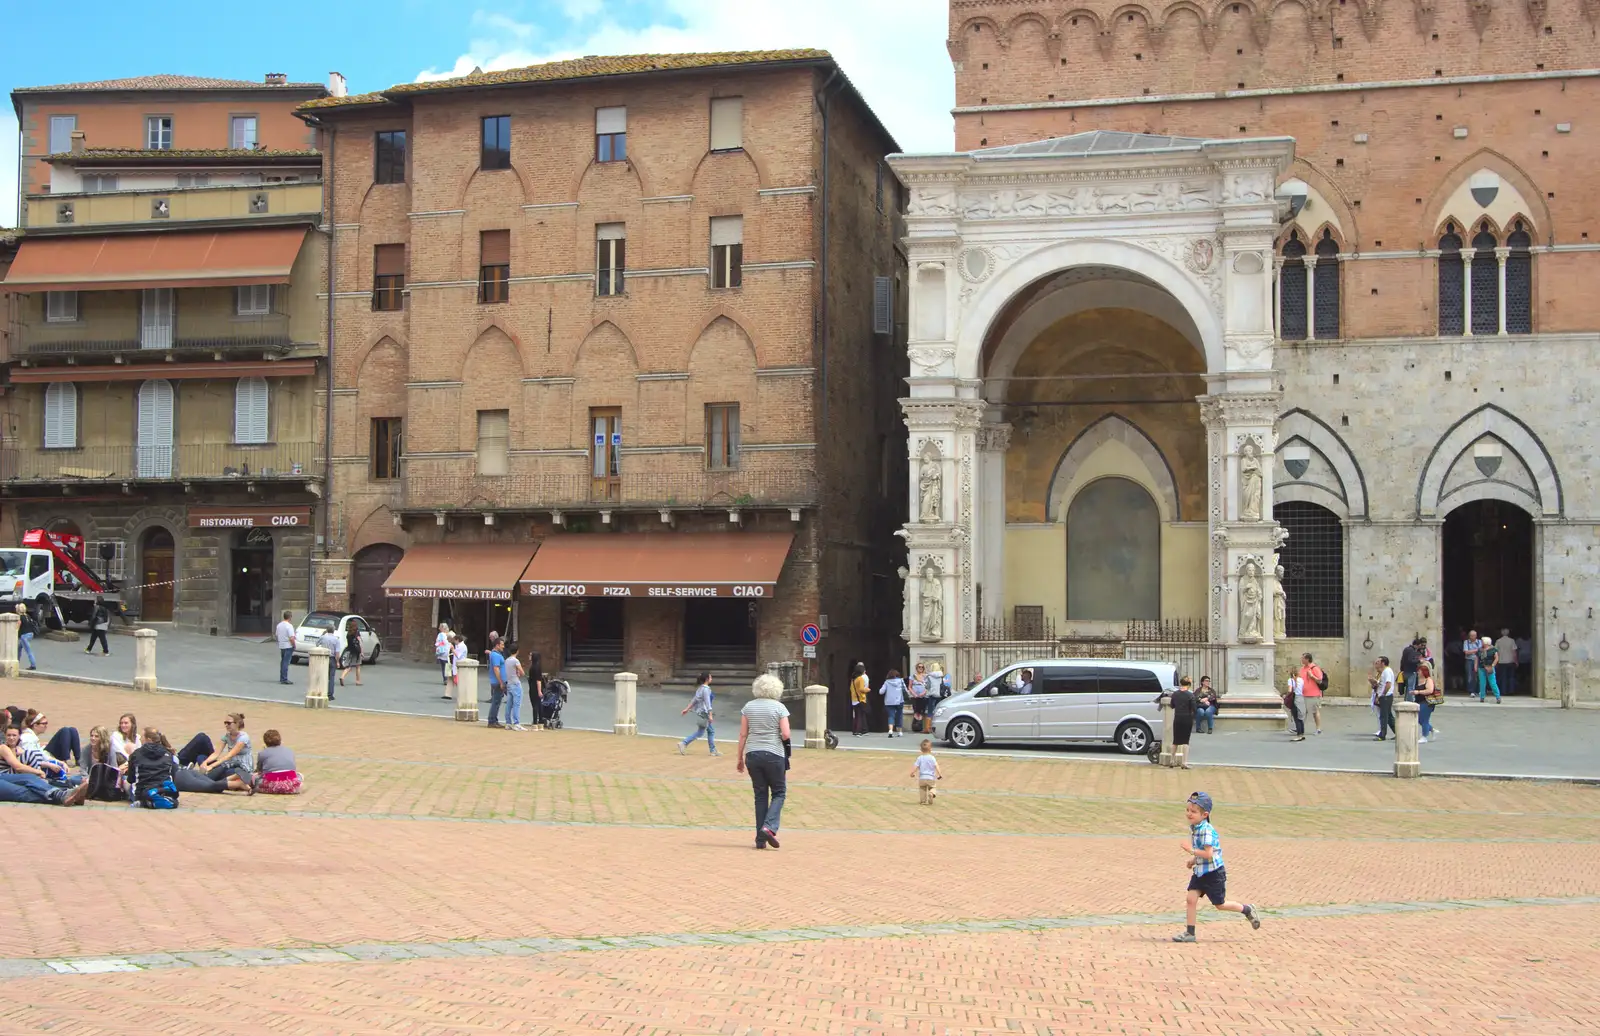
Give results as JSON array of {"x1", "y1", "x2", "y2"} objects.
[
  {"x1": 710, "y1": 216, "x2": 743, "y2": 289},
  {"x1": 1279, "y1": 232, "x2": 1308, "y2": 340},
  {"x1": 374, "y1": 130, "x2": 407, "y2": 184},
  {"x1": 1437, "y1": 224, "x2": 1464, "y2": 336},
  {"x1": 1506, "y1": 220, "x2": 1533, "y2": 334},
  {"x1": 372, "y1": 244, "x2": 405, "y2": 311},
  {"x1": 1276, "y1": 501, "x2": 1344, "y2": 637},
  {"x1": 370, "y1": 417, "x2": 403, "y2": 480},
  {"x1": 480, "y1": 115, "x2": 510, "y2": 170},
  {"x1": 595, "y1": 106, "x2": 626, "y2": 162},
  {"x1": 479, "y1": 230, "x2": 510, "y2": 303},
  {"x1": 1470, "y1": 223, "x2": 1499, "y2": 335},
  {"x1": 706, "y1": 404, "x2": 740, "y2": 470},
  {"x1": 476, "y1": 410, "x2": 509, "y2": 476},
  {"x1": 590, "y1": 408, "x2": 621, "y2": 500},
  {"x1": 234, "y1": 377, "x2": 270, "y2": 445},
  {"x1": 709, "y1": 96, "x2": 742, "y2": 152},
  {"x1": 1313, "y1": 230, "x2": 1341, "y2": 339},
  {"x1": 43, "y1": 383, "x2": 78, "y2": 449},
  {"x1": 596, "y1": 223, "x2": 626, "y2": 296}
]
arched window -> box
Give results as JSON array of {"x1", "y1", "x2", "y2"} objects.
[
  {"x1": 1279, "y1": 232, "x2": 1308, "y2": 341},
  {"x1": 1313, "y1": 229, "x2": 1340, "y2": 339},
  {"x1": 1437, "y1": 224, "x2": 1464, "y2": 336},
  {"x1": 1470, "y1": 222, "x2": 1499, "y2": 336},
  {"x1": 1276, "y1": 501, "x2": 1344, "y2": 638},
  {"x1": 1505, "y1": 219, "x2": 1533, "y2": 334}
]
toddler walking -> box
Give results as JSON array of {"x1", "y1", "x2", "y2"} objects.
[
  {"x1": 1173, "y1": 791, "x2": 1261, "y2": 942},
  {"x1": 911, "y1": 739, "x2": 942, "y2": 804}
]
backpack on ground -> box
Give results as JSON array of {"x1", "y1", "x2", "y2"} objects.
[{"x1": 137, "y1": 779, "x2": 179, "y2": 809}]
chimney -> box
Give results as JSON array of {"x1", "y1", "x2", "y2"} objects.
[
  {"x1": 69, "y1": 131, "x2": 86, "y2": 153},
  {"x1": 328, "y1": 71, "x2": 347, "y2": 98},
  {"x1": 264, "y1": 72, "x2": 288, "y2": 86}
]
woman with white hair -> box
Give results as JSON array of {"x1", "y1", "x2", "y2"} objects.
[{"x1": 735, "y1": 673, "x2": 792, "y2": 850}]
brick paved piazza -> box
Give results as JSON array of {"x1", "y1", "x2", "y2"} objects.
[{"x1": 3, "y1": 677, "x2": 1598, "y2": 1035}]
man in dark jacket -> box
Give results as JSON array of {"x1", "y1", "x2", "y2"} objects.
[{"x1": 1399, "y1": 639, "x2": 1421, "y2": 701}]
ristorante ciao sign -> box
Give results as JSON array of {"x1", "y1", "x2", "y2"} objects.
[{"x1": 522, "y1": 583, "x2": 774, "y2": 598}]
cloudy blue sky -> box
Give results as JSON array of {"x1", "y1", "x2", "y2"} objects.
[{"x1": 1, "y1": 0, "x2": 954, "y2": 225}]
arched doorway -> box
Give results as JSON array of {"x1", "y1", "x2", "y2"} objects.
[
  {"x1": 140, "y1": 526, "x2": 176, "y2": 622},
  {"x1": 352, "y1": 544, "x2": 405, "y2": 650},
  {"x1": 1442, "y1": 500, "x2": 1533, "y2": 693},
  {"x1": 1066, "y1": 477, "x2": 1160, "y2": 620}
]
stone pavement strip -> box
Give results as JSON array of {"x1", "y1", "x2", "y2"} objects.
[{"x1": 2, "y1": 675, "x2": 1598, "y2": 1034}]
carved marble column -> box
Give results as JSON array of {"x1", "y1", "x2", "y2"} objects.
[
  {"x1": 901, "y1": 396, "x2": 985, "y2": 660},
  {"x1": 975, "y1": 420, "x2": 1011, "y2": 625}
]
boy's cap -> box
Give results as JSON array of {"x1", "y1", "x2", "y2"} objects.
[{"x1": 1187, "y1": 791, "x2": 1213, "y2": 813}]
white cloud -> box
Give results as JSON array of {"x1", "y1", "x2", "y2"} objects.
[
  {"x1": 0, "y1": 108, "x2": 18, "y2": 227},
  {"x1": 414, "y1": 0, "x2": 954, "y2": 152}
]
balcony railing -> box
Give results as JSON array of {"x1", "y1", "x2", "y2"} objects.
[
  {"x1": 17, "y1": 313, "x2": 298, "y2": 360},
  {"x1": 401, "y1": 467, "x2": 818, "y2": 511},
  {"x1": 1, "y1": 442, "x2": 319, "y2": 484}
]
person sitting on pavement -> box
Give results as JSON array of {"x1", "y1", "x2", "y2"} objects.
[
  {"x1": 254, "y1": 729, "x2": 302, "y2": 795},
  {"x1": 126, "y1": 728, "x2": 180, "y2": 809},
  {"x1": 22, "y1": 709, "x2": 82, "y2": 770},
  {"x1": 14, "y1": 717, "x2": 81, "y2": 787},
  {"x1": 0, "y1": 727, "x2": 87, "y2": 807},
  {"x1": 190, "y1": 713, "x2": 257, "y2": 794},
  {"x1": 110, "y1": 713, "x2": 140, "y2": 767},
  {"x1": 84, "y1": 726, "x2": 130, "y2": 801}
]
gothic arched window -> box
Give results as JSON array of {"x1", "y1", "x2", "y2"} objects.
[
  {"x1": 1279, "y1": 232, "x2": 1308, "y2": 341},
  {"x1": 1506, "y1": 219, "x2": 1533, "y2": 334},
  {"x1": 1437, "y1": 223, "x2": 1464, "y2": 336},
  {"x1": 1470, "y1": 222, "x2": 1499, "y2": 336},
  {"x1": 1313, "y1": 229, "x2": 1341, "y2": 339}
]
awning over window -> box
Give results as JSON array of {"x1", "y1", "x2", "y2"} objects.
[
  {"x1": 2, "y1": 226, "x2": 309, "y2": 292},
  {"x1": 383, "y1": 543, "x2": 538, "y2": 601},
  {"x1": 8, "y1": 360, "x2": 316, "y2": 383},
  {"x1": 519, "y1": 532, "x2": 793, "y2": 598}
]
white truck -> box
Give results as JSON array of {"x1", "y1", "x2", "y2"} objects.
[{"x1": 0, "y1": 529, "x2": 127, "y2": 628}]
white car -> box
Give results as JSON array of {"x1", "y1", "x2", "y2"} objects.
[{"x1": 291, "y1": 611, "x2": 382, "y2": 665}]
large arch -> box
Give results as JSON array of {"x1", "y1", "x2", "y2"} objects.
[
  {"x1": 1416, "y1": 404, "x2": 1561, "y2": 518},
  {"x1": 1046, "y1": 414, "x2": 1182, "y2": 522},
  {"x1": 957, "y1": 237, "x2": 1225, "y2": 377},
  {"x1": 1273, "y1": 408, "x2": 1368, "y2": 518}
]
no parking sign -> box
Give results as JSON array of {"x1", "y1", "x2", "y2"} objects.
[{"x1": 801, "y1": 623, "x2": 821, "y2": 645}]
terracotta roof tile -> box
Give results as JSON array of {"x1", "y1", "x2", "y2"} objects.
[
  {"x1": 298, "y1": 50, "x2": 830, "y2": 111},
  {"x1": 16, "y1": 74, "x2": 324, "y2": 93}
]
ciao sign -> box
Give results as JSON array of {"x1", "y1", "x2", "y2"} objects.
[
  {"x1": 522, "y1": 582, "x2": 774, "y2": 599},
  {"x1": 187, "y1": 507, "x2": 312, "y2": 530}
]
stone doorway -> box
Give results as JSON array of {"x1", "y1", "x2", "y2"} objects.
[{"x1": 1442, "y1": 500, "x2": 1533, "y2": 693}]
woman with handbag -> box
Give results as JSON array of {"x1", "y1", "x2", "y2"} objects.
[
  {"x1": 735, "y1": 674, "x2": 791, "y2": 850},
  {"x1": 1417, "y1": 663, "x2": 1441, "y2": 743}
]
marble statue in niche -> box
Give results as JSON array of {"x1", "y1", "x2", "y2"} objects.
[
  {"x1": 918, "y1": 442, "x2": 943, "y2": 524},
  {"x1": 920, "y1": 560, "x2": 944, "y2": 642},
  {"x1": 1239, "y1": 441, "x2": 1264, "y2": 522},
  {"x1": 1239, "y1": 559, "x2": 1263, "y2": 642}
]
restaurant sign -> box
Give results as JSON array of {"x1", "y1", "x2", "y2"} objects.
[
  {"x1": 384, "y1": 587, "x2": 513, "y2": 600},
  {"x1": 188, "y1": 506, "x2": 312, "y2": 529},
  {"x1": 522, "y1": 582, "x2": 774, "y2": 598}
]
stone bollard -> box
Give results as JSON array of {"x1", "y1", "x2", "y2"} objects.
[
  {"x1": 0, "y1": 613, "x2": 18, "y2": 679},
  {"x1": 1560, "y1": 661, "x2": 1577, "y2": 709},
  {"x1": 613, "y1": 671, "x2": 638, "y2": 735},
  {"x1": 1394, "y1": 700, "x2": 1421, "y2": 778},
  {"x1": 803, "y1": 684, "x2": 829, "y2": 750},
  {"x1": 1159, "y1": 693, "x2": 1176, "y2": 767},
  {"x1": 455, "y1": 658, "x2": 480, "y2": 722},
  {"x1": 305, "y1": 646, "x2": 330, "y2": 708},
  {"x1": 133, "y1": 629, "x2": 158, "y2": 693}
]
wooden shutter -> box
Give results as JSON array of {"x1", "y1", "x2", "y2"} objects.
[
  {"x1": 234, "y1": 377, "x2": 269, "y2": 444},
  {"x1": 141, "y1": 288, "x2": 174, "y2": 349},
  {"x1": 872, "y1": 276, "x2": 894, "y2": 335},
  {"x1": 374, "y1": 244, "x2": 405, "y2": 276},
  {"x1": 44, "y1": 383, "x2": 77, "y2": 449},
  {"x1": 709, "y1": 97, "x2": 743, "y2": 151},
  {"x1": 480, "y1": 230, "x2": 510, "y2": 267},
  {"x1": 137, "y1": 379, "x2": 175, "y2": 477}
]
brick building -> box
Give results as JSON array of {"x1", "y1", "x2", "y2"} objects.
[
  {"x1": 299, "y1": 51, "x2": 907, "y2": 702},
  {"x1": 887, "y1": 0, "x2": 1599, "y2": 701},
  {"x1": 1, "y1": 74, "x2": 329, "y2": 632}
]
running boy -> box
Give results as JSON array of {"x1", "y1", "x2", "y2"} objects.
[
  {"x1": 911, "y1": 739, "x2": 942, "y2": 804},
  {"x1": 1174, "y1": 791, "x2": 1260, "y2": 942}
]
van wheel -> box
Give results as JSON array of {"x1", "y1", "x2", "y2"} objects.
[
  {"x1": 1117, "y1": 721, "x2": 1153, "y2": 755},
  {"x1": 947, "y1": 717, "x2": 983, "y2": 749}
]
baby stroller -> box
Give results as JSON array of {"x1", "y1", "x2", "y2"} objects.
[{"x1": 539, "y1": 678, "x2": 569, "y2": 729}]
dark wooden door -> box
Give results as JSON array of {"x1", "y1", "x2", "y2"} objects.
[
  {"x1": 140, "y1": 526, "x2": 175, "y2": 622},
  {"x1": 352, "y1": 544, "x2": 404, "y2": 650}
]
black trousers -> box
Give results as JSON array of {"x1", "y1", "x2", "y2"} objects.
[
  {"x1": 1289, "y1": 697, "x2": 1305, "y2": 735},
  {"x1": 86, "y1": 629, "x2": 110, "y2": 654},
  {"x1": 745, "y1": 751, "x2": 787, "y2": 845},
  {"x1": 177, "y1": 732, "x2": 214, "y2": 767},
  {"x1": 1377, "y1": 695, "x2": 1396, "y2": 739}
]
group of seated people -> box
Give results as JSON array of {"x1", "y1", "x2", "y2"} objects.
[{"x1": 0, "y1": 706, "x2": 302, "y2": 809}]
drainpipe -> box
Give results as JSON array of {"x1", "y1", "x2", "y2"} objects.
[
  {"x1": 314, "y1": 118, "x2": 337, "y2": 608},
  {"x1": 813, "y1": 67, "x2": 840, "y2": 428}
]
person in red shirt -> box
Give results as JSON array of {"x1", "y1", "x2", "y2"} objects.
[{"x1": 1297, "y1": 653, "x2": 1326, "y2": 737}]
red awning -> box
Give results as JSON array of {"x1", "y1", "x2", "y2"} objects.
[
  {"x1": 519, "y1": 532, "x2": 794, "y2": 598},
  {"x1": 8, "y1": 360, "x2": 316, "y2": 383},
  {"x1": 383, "y1": 543, "x2": 539, "y2": 601},
  {"x1": 2, "y1": 226, "x2": 309, "y2": 292}
]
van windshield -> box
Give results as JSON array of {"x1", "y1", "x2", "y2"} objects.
[{"x1": 0, "y1": 551, "x2": 26, "y2": 579}]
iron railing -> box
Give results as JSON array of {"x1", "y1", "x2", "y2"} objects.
[
  {"x1": 949, "y1": 617, "x2": 1225, "y2": 691},
  {"x1": 1, "y1": 442, "x2": 319, "y2": 483},
  {"x1": 18, "y1": 313, "x2": 298, "y2": 359},
  {"x1": 401, "y1": 466, "x2": 818, "y2": 511}
]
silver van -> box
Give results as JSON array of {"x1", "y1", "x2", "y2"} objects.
[{"x1": 932, "y1": 659, "x2": 1174, "y2": 753}]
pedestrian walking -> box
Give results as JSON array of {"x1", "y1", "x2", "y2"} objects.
[
  {"x1": 1283, "y1": 667, "x2": 1306, "y2": 741},
  {"x1": 1495, "y1": 629, "x2": 1519, "y2": 697},
  {"x1": 1168, "y1": 676, "x2": 1197, "y2": 767},
  {"x1": 434, "y1": 623, "x2": 453, "y2": 698},
  {"x1": 1463, "y1": 629, "x2": 1483, "y2": 695},
  {"x1": 15, "y1": 604, "x2": 38, "y2": 671},
  {"x1": 911, "y1": 738, "x2": 942, "y2": 804},
  {"x1": 908, "y1": 662, "x2": 930, "y2": 734},
  {"x1": 274, "y1": 610, "x2": 295, "y2": 685},
  {"x1": 1297, "y1": 653, "x2": 1326, "y2": 735},
  {"x1": 84, "y1": 596, "x2": 111, "y2": 656},
  {"x1": 849, "y1": 663, "x2": 870, "y2": 736},
  {"x1": 1193, "y1": 675, "x2": 1219, "y2": 734},
  {"x1": 678, "y1": 671, "x2": 719, "y2": 755},
  {"x1": 317, "y1": 627, "x2": 341, "y2": 702},
  {"x1": 486, "y1": 638, "x2": 507, "y2": 728},
  {"x1": 1399, "y1": 638, "x2": 1420, "y2": 701},
  {"x1": 1417, "y1": 662, "x2": 1441, "y2": 743},
  {"x1": 879, "y1": 668, "x2": 907, "y2": 737},
  {"x1": 1172, "y1": 791, "x2": 1261, "y2": 942},
  {"x1": 451, "y1": 635, "x2": 467, "y2": 697},
  {"x1": 342, "y1": 622, "x2": 364, "y2": 687},
  {"x1": 526, "y1": 651, "x2": 545, "y2": 729},
  {"x1": 1374, "y1": 656, "x2": 1397, "y2": 741},
  {"x1": 1477, "y1": 635, "x2": 1503, "y2": 702},
  {"x1": 736, "y1": 673, "x2": 791, "y2": 850},
  {"x1": 503, "y1": 645, "x2": 526, "y2": 730}
]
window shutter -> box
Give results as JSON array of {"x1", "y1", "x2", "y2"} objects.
[
  {"x1": 137, "y1": 380, "x2": 175, "y2": 477},
  {"x1": 710, "y1": 215, "x2": 743, "y2": 246},
  {"x1": 595, "y1": 106, "x2": 627, "y2": 134},
  {"x1": 235, "y1": 377, "x2": 269, "y2": 444},
  {"x1": 480, "y1": 230, "x2": 510, "y2": 266},
  {"x1": 374, "y1": 244, "x2": 406, "y2": 276},
  {"x1": 49, "y1": 116, "x2": 76, "y2": 154},
  {"x1": 44, "y1": 383, "x2": 77, "y2": 449},
  {"x1": 872, "y1": 276, "x2": 894, "y2": 335},
  {"x1": 709, "y1": 97, "x2": 743, "y2": 151}
]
